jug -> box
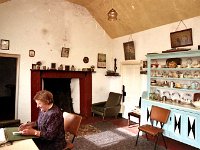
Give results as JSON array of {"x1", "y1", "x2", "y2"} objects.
[
  {"x1": 162, "y1": 96, "x2": 167, "y2": 102},
  {"x1": 170, "y1": 81, "x2": 175, "y2": 88}
]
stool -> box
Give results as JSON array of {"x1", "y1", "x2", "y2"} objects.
[{"x1": 128, "y1": 110, "x2": 140, "y2": 126}]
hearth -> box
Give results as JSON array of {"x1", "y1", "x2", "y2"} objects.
[{"x1": 43, "y1": 78, "x2": 74, "y2": 113}]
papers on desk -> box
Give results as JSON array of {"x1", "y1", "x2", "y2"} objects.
[
  {"x1": 0, "y1": 127, "x2": 38, "y2": 144},
  {"x1": 0, "y1": 128, "x2": 7, "y2": 145},
  {"x1": 12, "y1": 132, "x2": 22, "y2": 136}
]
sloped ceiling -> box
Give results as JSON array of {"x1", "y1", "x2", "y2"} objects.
[
  {"x1": 66, "y1": 0, "x2": 200, "y2": 38},
  {"x1": 1, "y1": 0, "x2": 200, "y2": 38}
]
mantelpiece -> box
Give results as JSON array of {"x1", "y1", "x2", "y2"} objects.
[{"x1": 31, "y1": 70, "x2": 92, "y2": 121}]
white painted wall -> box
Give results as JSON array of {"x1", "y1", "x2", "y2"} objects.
[
  {"x1": 0, "y1": 0, "x2": 200, "y2": 122},
  {"x1": 112, "y1": 16, "x2": 200, "y2": 118},
  {"x1": 0, "y1": 0, "x2": 116, "y2": 122}
]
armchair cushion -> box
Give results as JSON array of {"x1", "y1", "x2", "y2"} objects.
[{"x1": 92, "y1": 92, "x2": 122, "y2": 119}]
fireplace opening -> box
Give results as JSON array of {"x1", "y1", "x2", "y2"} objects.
[{"x1": 43, "y1": 78, "x2": 74, "y2": 113}]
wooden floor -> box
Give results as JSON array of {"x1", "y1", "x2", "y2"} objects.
[{"x1": 81, "y1": 116, "x2": 198, "y2": 150}]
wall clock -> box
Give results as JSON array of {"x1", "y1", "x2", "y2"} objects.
[{"x1": 83, "y1": 57, "x2": 89, "y2": 63}]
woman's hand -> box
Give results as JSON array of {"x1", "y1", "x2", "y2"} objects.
[
  {"x1": 21, "y1": 128, "x2": 36, "y2": 136},
  {"x1": 18, "y1": 122, "x2": 35, "y2": 131}
]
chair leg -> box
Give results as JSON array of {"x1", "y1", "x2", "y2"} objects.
[
  {"x1": 146, "y1": 133, "x2": 148, "y2": 140},
  {"x1": 161, "y1": 134, "x2": 167, "y2": 149},
  {"x1": 138, "y1": 117, "x2": 140, "y2": 126},
  {"x1": 71, "y1": 135, "x2": 75, "y2": 143},
  {"x1": 128, "y1": 113, "x2": 130, "y2": 126},
  {"x1": 154, "y1": 135, "x2": 159, "y2": 150},
  {"x1": 135, "y1": 130, "x2": 140, "y2": 146}
]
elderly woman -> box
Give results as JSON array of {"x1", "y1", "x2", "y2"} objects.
[{"x1": 18, "y1": 90, "x2": 66, "y2": 150}]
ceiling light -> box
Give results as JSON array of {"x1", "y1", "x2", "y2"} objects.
[
  {"x1": 107, "y1": 0, "x2": 118, "y2": 21},
  {"x1": 107, "y1": 8, "x2": 118, "y2": 21}
]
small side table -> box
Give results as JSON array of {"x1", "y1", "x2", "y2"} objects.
[{"x1": 128, "y1": 109, "x2": 141, "y2": 126}]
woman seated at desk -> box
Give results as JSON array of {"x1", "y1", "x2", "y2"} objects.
[{"x1": 18, "y1": 90, "x2": 66, "y2": 150}]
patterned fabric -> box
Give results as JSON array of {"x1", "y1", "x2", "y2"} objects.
[{"x1": 34, "y1": 105, "x2": 66, "y2": 150}]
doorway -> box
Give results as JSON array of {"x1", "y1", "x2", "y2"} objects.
[
  {"x1": 121, "y1": 61, "x2": 141, "y2": 118},
  {"x1": 0, "y1": 53, "x2": 19, "y2": 120}
]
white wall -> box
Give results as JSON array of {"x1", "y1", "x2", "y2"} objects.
[
  {"x1": 0, "y1": 0, "x2": 116, "y2": 122},
  {"x1": 112, "y1": 16, "x2": 200, "y2": 103},
  {"x1": 0, "y1": 0, "x2": 199, "y2": 122}
]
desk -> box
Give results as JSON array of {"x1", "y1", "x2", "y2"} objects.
[
  {"x1": 128, "y1": 108, "x2": 141, "y2": 126},
  {"x1": 0, "y1": 139, "x2": 39, "y2": 150},
  {"x1": 0, "y1": 127, "x2": 38, "y2": 150}
]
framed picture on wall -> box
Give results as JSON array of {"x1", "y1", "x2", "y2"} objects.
[
  {"x1": 170, "y1": 28, "x2": 193, "y2": 48},
  {"x1": 61, "y1": 47, "x2": 69, "y2": 57},
  {"x1": 0, "y1": 39, "x2": 9, "y2": 50},
  {"x1": 29, "y1": 50, "x2": 35, "y2": 57},
  {"x1": 123, "y1": 41, "x2": 135, "y2": 60},
  {"x1": 97, "y1": 53, "x2": 106, "y2": 68}
]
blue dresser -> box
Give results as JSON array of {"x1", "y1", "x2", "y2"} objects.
[{"x1": 142, "y1": 50, "x2": 200, "y2": 149}]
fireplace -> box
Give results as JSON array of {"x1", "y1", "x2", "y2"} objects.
[
  {"x1": 31, "y1": 70, "x2": 92, "y2": 121},
  {"x1": 43, "y1": 78, "x2": 74, "y2": 113}
]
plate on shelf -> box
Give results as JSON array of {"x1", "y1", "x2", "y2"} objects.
[
  {"x1": 171, "y1": 92, "x2": 181, "y2": 101},
  {"x1": 163, "y1": 91, "x2": 171, "y2": 99},
  {"x1": 182, "y1": 93, "x2": 193, "y2": 103}
]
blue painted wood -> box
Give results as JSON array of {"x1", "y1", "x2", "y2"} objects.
[
  {"x1": 141, "y1": 99, "x2": 200, "y2": 149},
  {"x1": 143, "y1": 50, "x2": 200, "y2": 149}
]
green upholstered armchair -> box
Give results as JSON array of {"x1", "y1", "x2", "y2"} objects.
[{"x1": 91, "y1": 92, "x2": 122, "y2": 120}]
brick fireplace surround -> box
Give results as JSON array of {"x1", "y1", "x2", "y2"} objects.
[{"x1": 31, "y1": 70, "x2": 92, "y2": 121}]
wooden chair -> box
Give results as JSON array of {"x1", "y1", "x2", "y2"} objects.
[
  {"x1": 63, "y1": 112, "x2": 82, "y2": 150},
  {"x1": 135, "y1": 105, "x2": 171, "y2": 150}
]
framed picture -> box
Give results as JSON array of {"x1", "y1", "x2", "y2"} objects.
[
  {"x1": 51, "y1": 63, "x2": 56, "y2": 70},
  {"x1": 32, "y1": 64, "x2": 37, "y2": 70},
  {"x1": 29, "y1": 50, "x2": 35, "y2": 57},
  {"x1": 170, "y1": 28, "x2": 193, "y2": 48},
  {"x1": 140, "y1": 60, "x2": 147, "y2": 74},
  {"x1": 123, "y1": 41, "x2": 135, "y2": 60},
  {"x1": 61, "y1": 47, "x2": 69, "y2": 57},
  {"x1": 0, "y1": 39, "x2": 9, "y2": 50},
  {"x1": 97, "y1": 53, "x2": 106, "y2": 68}
]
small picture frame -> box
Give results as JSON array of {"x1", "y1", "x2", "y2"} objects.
[
  {"x1": 29, "y1": 50, "x2": 35, "y2": 57},
  {"x1": 140, "y1": 60, "x2": 147, "y2": 74},
  {"x1": 61, "y1": 47, "x2": 69, "y2": 57},
  {"x1": 32, "y1": 64, "x2": 37, "y2": 70},
  {"x1": 0, "y1": 39, "x2": 9, "y2": 50},
  {"x1": 97, "y1": 53, "x2": 106, "y2": 68},
  {"x1": 170, "y1": 28, "x2": 193, "y2": 48},
  {"x1": 123, "y1": 41, "x2": 135, "y2": 60},
  {"x1": 51, "y1": 63, "x2": 56, "y2": 70}
]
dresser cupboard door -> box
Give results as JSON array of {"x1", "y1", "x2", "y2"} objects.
[{"x1": 184, "y1": 112, "x2": 199, "y2": 147}]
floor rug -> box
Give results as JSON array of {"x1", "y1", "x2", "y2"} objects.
[{"x1": 73, "y1": 121, "x2": 166, "y2": 150}]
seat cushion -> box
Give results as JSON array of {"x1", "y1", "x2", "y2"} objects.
[
  {"x1": 92, "y1": 106, "x2": 104, "y2": 112},
  {"x1": 138, "y1": 124, "x2": 163, "y2": 136}
]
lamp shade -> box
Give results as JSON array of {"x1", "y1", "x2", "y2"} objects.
[{"x1": 107, "y1": 8, "x2": 118, "y2": 21}]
